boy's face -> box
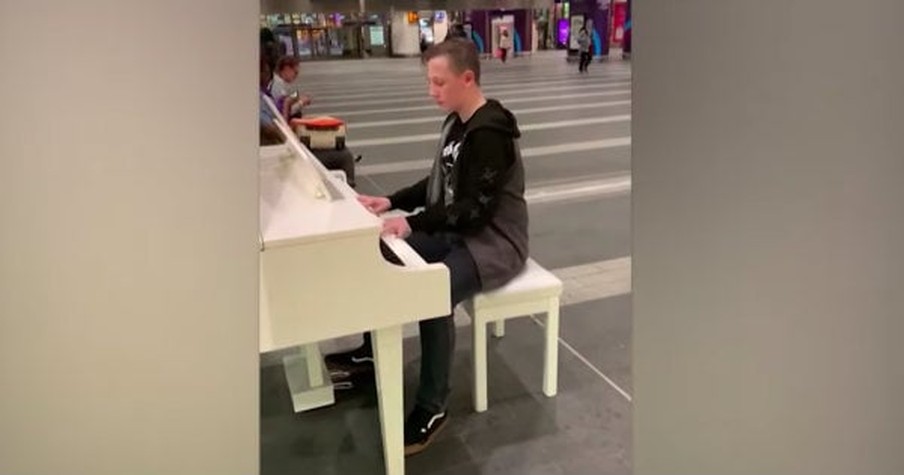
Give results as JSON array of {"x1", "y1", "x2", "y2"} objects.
[
  {"x1": 280, "y1": 63, "x2": 299, "y2": 82},
  {"x1": 426, "y1": 55, "x2": 475, "y2": 113}
]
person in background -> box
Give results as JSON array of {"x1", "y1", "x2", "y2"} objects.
[
  {"x1": 327, "y1": 38, "x2": 529, "y2": 456},
  {"x1": 259, "y1": 56, "x2": 283, "y2": 146},
  {"x1": 260, "y1": 28, "x2": 282, "y2": 73},
  {"x1": 498, "y1": 29, "x2": 513, "y2": 63},
  {"x1": 420, "y1": 31, "x2": 429, "y2": 54},
  {"x1": 261, "y1": 53, "x2": 356, "y2": 186},
  {"x1": 447, "y1": 23, "x2": 468, "y2": 40},
  {"x1": 270, "y1": 55, "x2": 311, "y2": 120},
  {"x1": 622, "y1": 16, "x2": 632, "y2": 59},
  {"x1": 577, "y1": 27, "x2": 592, "y2": 73}
]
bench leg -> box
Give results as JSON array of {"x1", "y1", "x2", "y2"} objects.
[
  {"x1": 543, "y1": 298, "x2": 560, "y2": 397},
  {"x1": 473, "y1": 317, "x2": 489, "y2": 413},
  {"x1": 492, "y1": 319, "x2": 506, "y2": 338}
]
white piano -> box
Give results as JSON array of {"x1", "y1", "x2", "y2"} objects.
[{"x1": 258, "y1": 96, "x2": 449, "y2": 475}]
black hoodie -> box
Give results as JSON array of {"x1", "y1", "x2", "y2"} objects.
[{"x1": 389, "y1": 99, "x2": 529, "y2": 290}]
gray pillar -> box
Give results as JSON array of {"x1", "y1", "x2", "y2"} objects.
[
  {"x1": 0, "y1": 1, "x2": 259, "y2": 474},
  {"x1": 633, "y1": 0, "x2": 904, "y2": 473}
]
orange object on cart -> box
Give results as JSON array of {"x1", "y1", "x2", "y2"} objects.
[{"x1": 291, "y1": 116, "x2": 344, "y2": 129}]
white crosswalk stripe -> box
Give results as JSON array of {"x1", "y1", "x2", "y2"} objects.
[
  {"x1": 312, "y1": 81, "x2": 630, "y2": 108},
  {"x1": 314, "y1": 89, "x2": 631, "y2": 117},
  {"x1": 310, "y1": 75, "x2": 631, "y2": 102},
  {"x1": 346, "y1": 115, "x2": 630, "y2": 148},
  {"x1": 356, "y1": 137, "x2": 631, "y2": 176},
  {"x1": 350, "y1": 100, "x2": 632, "y2": 129}
]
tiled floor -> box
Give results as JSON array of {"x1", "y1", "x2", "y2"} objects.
[
  {"x1": 261, "y1": 51, "x2": 632, "y2": 475},
  {"x1": 262, "y1": 315, "x2": 631, "y2": 475}
]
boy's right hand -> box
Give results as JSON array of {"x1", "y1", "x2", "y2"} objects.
[{"x1": 357, "y1": 195, "x2": 391, "y2": 215}]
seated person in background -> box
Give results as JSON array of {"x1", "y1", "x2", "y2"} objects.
[
  {"x1": 260, "y1": 27, "x2": 283, "y2": 73},
  {"x1": 327, "y1": 39, "x2": 529, "y2": 455},
  {"x1": 270, "y1": 55, "x2": 311, "y2": 120},
  {"x1": 259, "y1": 53, "x2": 357, "y2": 186},
  {"x1": 259, "y1": 57, "x2": 283, "y2": 146}
]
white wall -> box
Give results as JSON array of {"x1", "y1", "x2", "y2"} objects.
[
  {"x1": 434, "y1": 12, "x2": 449, "y2": 43},
  {"x1": 391, "y1": 10, "x2": 421, "y2": 56},
  {"x1": 0, "y1": 1, "x2": 259, "y2": 474},
  {"x1": 633, "y1": 0, "x2": 904, "y2": 473}
]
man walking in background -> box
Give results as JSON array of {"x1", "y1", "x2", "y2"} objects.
[{"x1": 577, "y1": 27, "x2": 592, "y2": 73}]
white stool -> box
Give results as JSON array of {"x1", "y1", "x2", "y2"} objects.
[{"x1": 463, "y1": 258, "x2": 564, "y2": 413}]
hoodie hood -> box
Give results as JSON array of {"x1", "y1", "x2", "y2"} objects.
[
  {"x1": 421, "y1": 98, "x2": 529, "y2": 290},
  {"x1": 462, "y1": 99, "x2": 521, "y2": 139}
]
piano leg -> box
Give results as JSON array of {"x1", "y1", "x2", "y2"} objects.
[{"x1": 372, "y1": 325, "x2": 405, "y2": 475}]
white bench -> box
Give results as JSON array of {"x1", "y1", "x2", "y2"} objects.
[{"x1": 463, "y1": 258, "x2": 564, "y2": 413}]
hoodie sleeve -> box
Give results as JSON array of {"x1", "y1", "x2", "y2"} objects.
[
  {"x1": 388, "y1": 114, "x2": 458, "y2": 213},
  {"x1": 407, "y1": 129, "x2": 514, "y2": 233},
  {"x1": 387, "y1": 176, "x2": 429, "y2": 212}
]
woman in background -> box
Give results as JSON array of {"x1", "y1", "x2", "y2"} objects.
[{"x1": 498, "y1": 29, "x2": 513, "y2": 63}]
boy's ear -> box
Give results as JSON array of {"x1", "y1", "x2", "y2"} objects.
[{"x1": 462, "y1": 69, "x2": 476, "y2": 85}]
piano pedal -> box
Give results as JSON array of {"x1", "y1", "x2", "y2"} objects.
[
  {"x1": 329, "y1": 365, "x2": 375, "y2": 393},
  {"x1": 329, "y1": 370, "x2": 351, "y2": 380}
]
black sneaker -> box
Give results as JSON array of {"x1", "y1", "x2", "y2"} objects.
[
  {"x1": 323, "y1": 343, "x2": 374, "y2": 373},
  {"x1": 404, "y1": 406, "x2": 448, "y2": 456}
]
